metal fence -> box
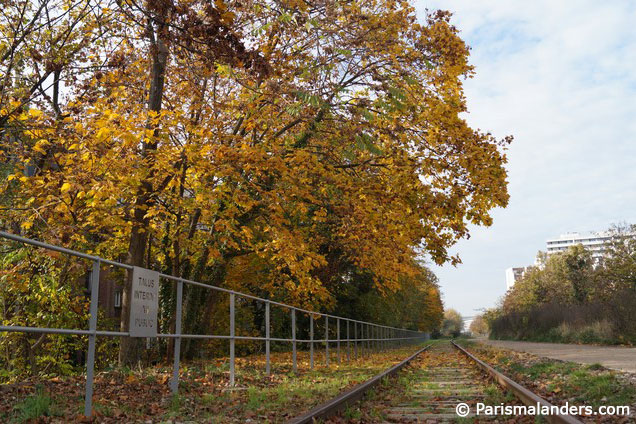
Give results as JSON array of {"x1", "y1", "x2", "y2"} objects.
[{"x1": 0, "y1": 231, "x2": 429, "y2": 417}]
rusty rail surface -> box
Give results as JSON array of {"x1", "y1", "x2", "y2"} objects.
[
  {"x1": 287, "y1": 344, "x2": 431, "y2": 424},
  {"x1": 451, "y1": 341, "x2": 583, "y2": 424}
]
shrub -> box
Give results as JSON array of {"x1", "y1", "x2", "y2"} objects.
[{"x1": 489, "y1": 290, "x2": 636, "y2": 345}]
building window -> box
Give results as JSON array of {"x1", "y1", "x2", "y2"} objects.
[{"x1": 114, "y1": 291, "x2": 122, "y2": 308}]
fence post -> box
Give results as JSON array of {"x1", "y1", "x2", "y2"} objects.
[
  {"x1": 381, "y1": 326, "x2": 384, "y2": 351},
  {"x1": 372, "y1": 325, "x2": 375, "y2": 353},
  {"x1": 372, "y1": 325, "x2": 375, "y2": 352},
  {"x1": 384, "y1": 327, "x2": 387, "y2": 350},
  {"x1": 337, "y1": 318, "x2": 341, "y2": 365},
  {"x1": 230, "y1": 293, "x2": 235, "y2": 386},
  {"x1": 354, "y1": 322, "x2": 358, "y2": 359},
  {"x1": 84, "y1": 260, "x2": 100, "y2": 417},
  {"x1": 362, "y1": 323, "x2": 366, "y2": 355},
  {"x1": 170, "y1": 279, "x2": 183, "y2": 394},
  {"x1": 310, "y1": 314, "x2": 314, "y2": 369},
  {"x1": 325, "y1": 316, "x2": 329, "y2": 367},
  {"x1": 265, "y1": 301, "x2": 270, "y2": 375},
  {"x1": 374, "y1": 325, "x2": 377, "y2": 352},
  {"x1": 292, "y1": 309, "x2": 297, "y2": 373},
  {"x1": 346, "y1": 320, "x2": 350, "y2": 362}
]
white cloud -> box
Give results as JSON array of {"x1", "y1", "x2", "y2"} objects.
[{"x1": 416, "y1": 0, "x2": 636, "y2": 315}]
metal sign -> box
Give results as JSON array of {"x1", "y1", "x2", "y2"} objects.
[{"x1": 129, "y1": 266, "x2": 160, "y2": 337}]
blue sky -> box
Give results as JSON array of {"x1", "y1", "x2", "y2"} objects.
[{"x1": 414, "y1": 0, "x2": 636, "y2": 317}]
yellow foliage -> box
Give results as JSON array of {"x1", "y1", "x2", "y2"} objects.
[{"x1": 2, "y1": 0, "x2": 509, "y2": 315}]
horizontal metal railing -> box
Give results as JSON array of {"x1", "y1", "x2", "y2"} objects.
[{"x1": 0, "y1": 231, "x2": 429, "y2": 417}]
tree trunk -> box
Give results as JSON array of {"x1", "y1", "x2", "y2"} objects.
[{"x1": 119, "y1": 18, "x2": 169, "y2": 366}]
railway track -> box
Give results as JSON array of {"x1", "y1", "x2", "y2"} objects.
[
  {"x1": 289, "y1": 341, "x2": 583, "y2": 423},
  {"x1": 382, "y1": 341, "x2": 534, "y2": 423}
]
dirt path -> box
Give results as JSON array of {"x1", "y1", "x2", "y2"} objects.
[{"x1": 479, "y1": 339, "x2": 636, "y2": 373}]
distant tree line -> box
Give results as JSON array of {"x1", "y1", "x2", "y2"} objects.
[{"x1": 485, "y1": 224, "x2": 636, "y2": 345}]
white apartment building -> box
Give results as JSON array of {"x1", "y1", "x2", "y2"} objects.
[
  {"x1": 545, "y1": 231, "x2": 613, "y2": 261},
  {"x1": 505, "y1": 266, "x2": 530, "y2": 290},
  {"x1": 506, "y1": 230, "x2": 624, "y2": 290}
]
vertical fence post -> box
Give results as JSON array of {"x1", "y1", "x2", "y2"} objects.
[
  {"x1": 384, "y1": 327, "x2": 386, "y2": 350},
  {"x1": 372, "y1": 325, "x2": 375, "y2": 353},
  {"x1": 310, "y1": 315, "x2": 314, "y2": 369},
  {"x1": 325, "y1": 316, "x2": 329, "y2": 367},
  {"x1": 359, "y1": 322, "x2": 362, "y2": 358},
  {"x1": 170, "y1": 279, "x2": 183, "y2": 394},
  {"x1": 346, "y1": 320, "x2": 350, "y2": 362},
  {"x1": 373, "y1": 325, "x2": 380, "y2": 352},
  {"x1": 359, "y1": 323, "x2": 362, "y2": 358},
  {"x1": 360, "y1": 323, "x2": 363, "y2": 357},
  {"x1": 381, "y1": 326, "x2": 384, "y2": 351},
  {"x1": 374, "y1": 325, "x2": 377, "y2": 352},
  {"x1": 292, "y1": 309, "x2": 297, "y2": 373},
  {"x1": 84, "y1": 260, "x2": 100, "y2": 417},
  {"x1": 265, "y1": 301, "x2": 270, "y2": 375},
  {"x1": 336, "y1": 318, "x2": 341, "y2": 365},
  {"x1": 384, "y1": 327, "x2": 387, "y2": 350},
  {"x1": 230, "y1": 293, "x2": 235, "y2": 386},
  {"x1": 372, "y1": 325, "x2": 375, "y2": 352},
  {"x1": 362, "y1": 323, "x2": 366, "y2": 355},
  {"x1": 354, "y1": 322, "x2": 358, "y2": 359}
]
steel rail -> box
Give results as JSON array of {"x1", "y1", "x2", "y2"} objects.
[
  {"x1": 451, "y1": 341, "x2": 583, "y2": 424},
  {"x1": 287, "y1": 344, "x2": 431, "y2": 424}
]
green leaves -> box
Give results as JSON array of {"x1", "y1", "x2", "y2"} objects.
[
  {"x1": 355, "y1": 133, "x2": 383, "y2": 155},
  {"x1": 295, "y1": 90, "x2": 324, "y2": 108}
]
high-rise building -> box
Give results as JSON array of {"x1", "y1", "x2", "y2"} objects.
[
  {"x1": 505, "y1": 266, "x2": 530, "y2": 290},
  {"x1": 506, "y1": 229, "x2": 631, "y2": 290},
  {"x1": 545, "y1": 231, "x2": 613, "y2": 261}
]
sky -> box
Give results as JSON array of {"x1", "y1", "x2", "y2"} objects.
[{"x1": 413, "y1": 0, "x2": 636, "y2": 318}]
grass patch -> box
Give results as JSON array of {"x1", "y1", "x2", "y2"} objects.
[
  {"x1": 12, "y1": 387, "x2": 57, "y2": 423},
  {"x1": 2, "y1": 345, "x2": 427, "y2": 423},
  {"x1": 471, "y1": 344, "x2": 636, "y2": 409}
]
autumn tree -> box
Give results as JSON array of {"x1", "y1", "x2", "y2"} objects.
[
  {"x1": 330, "y1": 262, "x2": 444, "y2": 332},
  {"x1": 3, "y1": 0, "x2": 511, "y2": 365},
  {"x1": 502, "y1": 245, "x2": 595, "y2": 313},
  {"x1": 469, "y1": 314, "x2": 488, "y2": 336},
  {"x1": 596, "y1": 223, "x2": 636, "y2": 295},
  {"x1": 441, "y1": 308, "x2": 463, "y2": 337},
  {"x1": 490, "y1": 227, "x2": 636, "y2": 343}
]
